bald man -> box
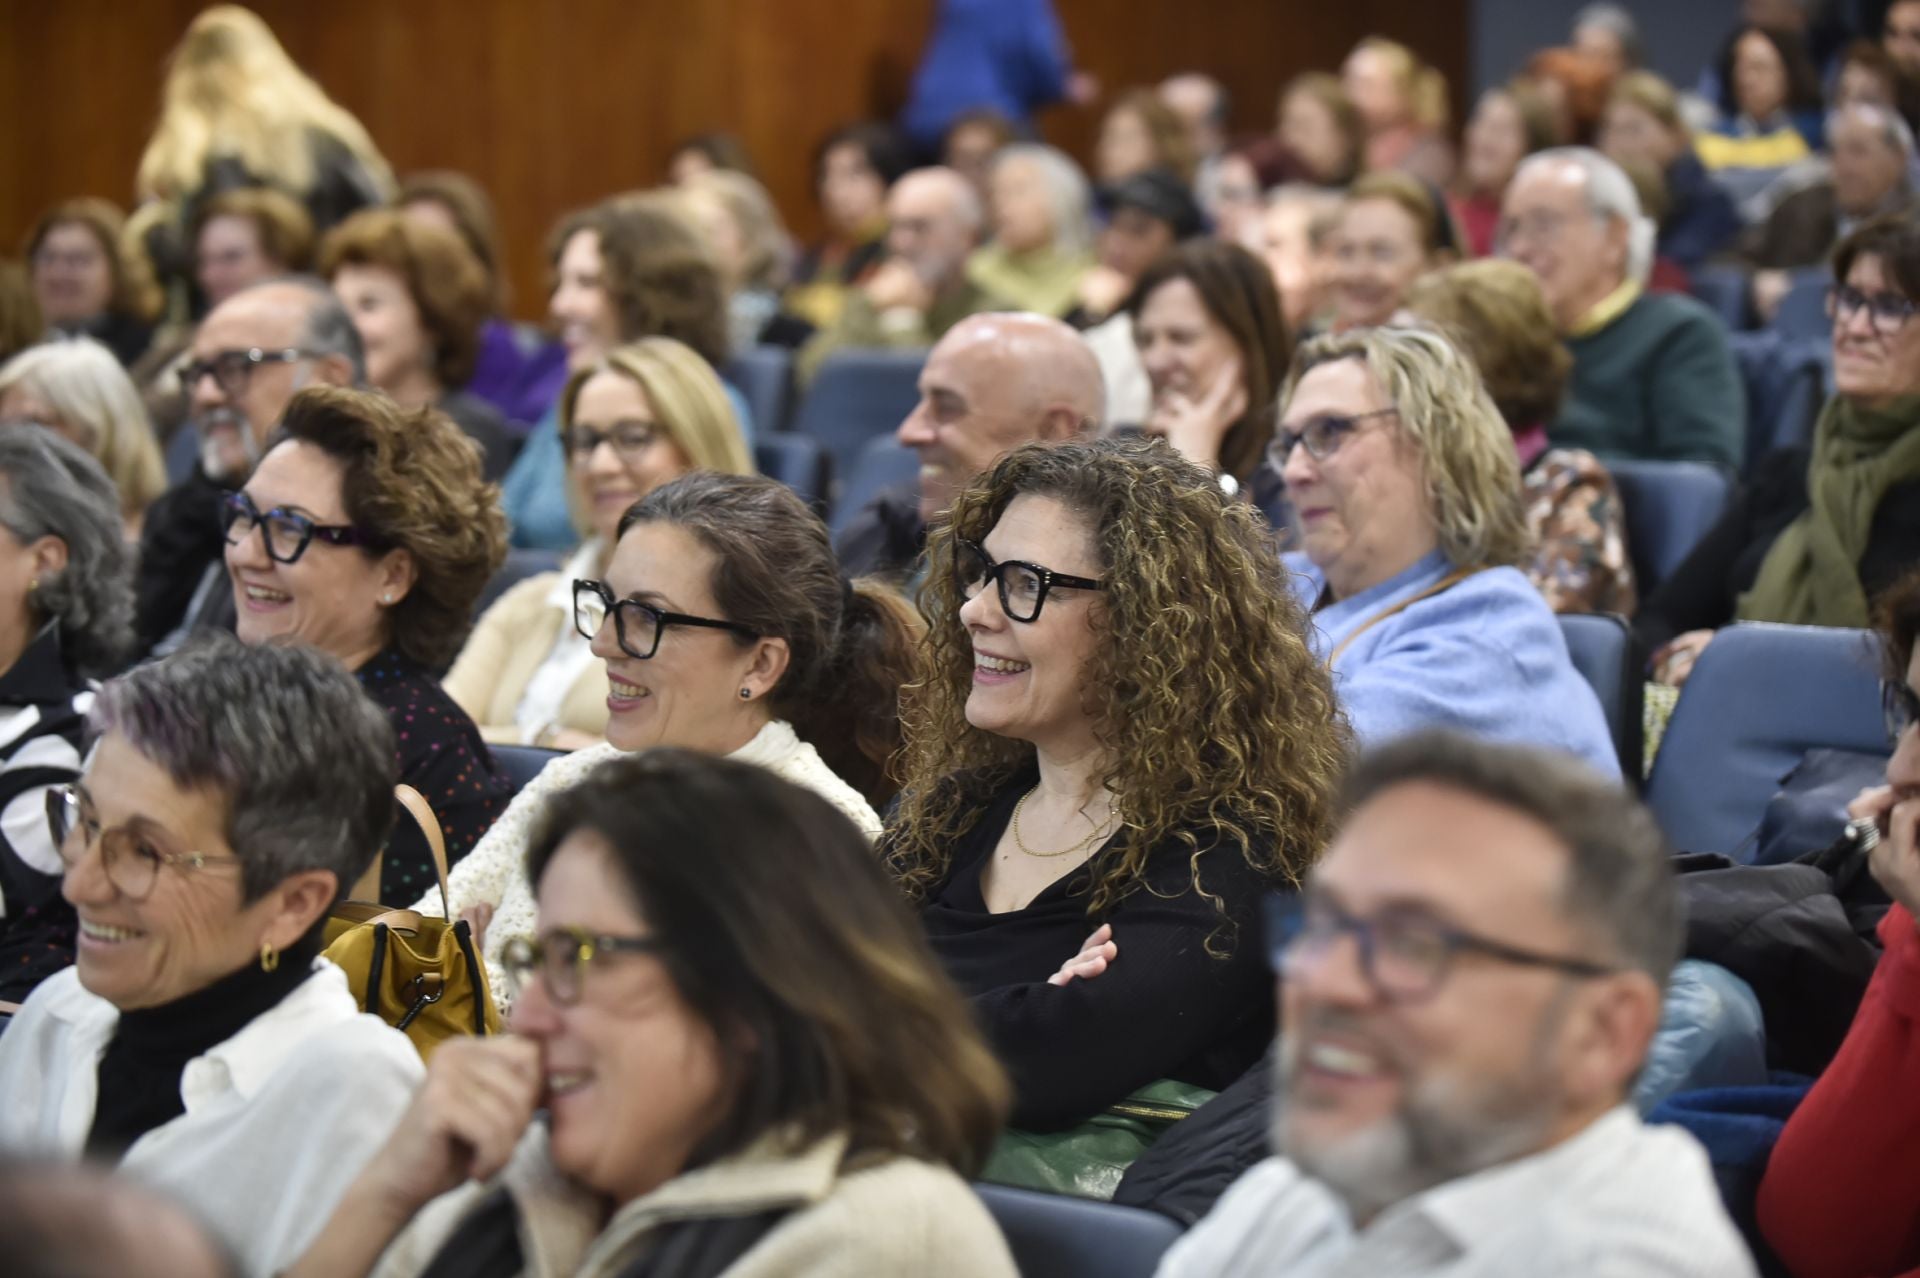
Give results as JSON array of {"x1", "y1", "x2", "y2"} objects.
[
  {"x1": 835, "y1": 312, "x2": 1104, "y2": 581},
  {"x1": 136, "y1": 277, "x2": 364, "y2": 654},
  {"x1": 797, "y1": 166, "x2": 1010, "y2": 384}
]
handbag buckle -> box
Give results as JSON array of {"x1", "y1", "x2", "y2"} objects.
[{"x1": 395, "y1": 972, "x2": 446, "y2": 1032}]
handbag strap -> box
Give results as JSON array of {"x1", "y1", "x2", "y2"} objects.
[
  {"x1": 395, "y1": 784, "x2": 452, "y2": 920},
  {"x1": 328, "y1": 902, "x2": 426, "y2": 935}
]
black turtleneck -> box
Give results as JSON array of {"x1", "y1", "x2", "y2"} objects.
[{"x1": 85, "y1": 932, "x2": 320, "y2": 1161}]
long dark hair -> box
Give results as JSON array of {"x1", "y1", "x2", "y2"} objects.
[
  {"x1": 525, "y1": 749, "x2": 1009, "y2": 1173},
  {"x1": 1717, "y1": 25, "x2": 1823, "y2": 119}
]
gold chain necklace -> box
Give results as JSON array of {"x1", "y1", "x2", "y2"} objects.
[{"x1": 1011, "y1": 786, "x2": 1116, "y2": 859}]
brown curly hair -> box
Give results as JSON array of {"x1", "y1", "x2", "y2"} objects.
[
  {"x1": 319, "y1": 208, "x2": 492, "y2": 389},
  {"x1": 887, "y1": 436, "x2": 1351, "y2": 947},
  {"x1": 25, "y1": 197, "x2": 162, "y2": 324},
  {"x1": 548, "y1": 193, "x2": 728, "y2": 366},
  {"x1": 270, "y1": 385, "x2": 506, "y2": 669}
]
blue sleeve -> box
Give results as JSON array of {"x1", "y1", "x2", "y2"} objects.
[
  {"x1": 1006, "y1": 0, "x2": 1070, "y2": 111},
  {"x1": 498, "y1": 425, "x2": 578, "y2": 552}
]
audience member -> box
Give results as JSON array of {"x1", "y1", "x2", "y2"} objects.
[
  {"x1": 135, "y1": 277, "x2": 362, "y2": 655},
  {"x1": 397, "y1": 170, "x2": 569, "y2": 430},
  {"x1": 0, "y1": 338, "x2": 167, "y2": 537},
  {"x1": 1276, "y1": 326, "x2": 1619, "y2": 773},
  {"x1": 1075, "y1": 171, "x2": 1207, "y2": 422},
  {"x1": 1260, "y1": 185, "x2": 1344, "y2": 332},
  {"x1": 1697, "y1": 24, "x2": 1827, "y2": 223},
  {"x1": 1571, "y1": 2, "x2": 1644, "y2": 78},
  {"x1": 1208, "y1": 141, "x2": 1292, "y2": 252},
  {"x1": 0, "y1": 636, "x2": 424, "y2": 1277},
  {"x1": 445, "y1": 338, "x2": 752, "y2": 749},
  {"x1": 1834, "y1": 38, "x2": 1920, "y2": 132},
  {"x1": 293, "y1": 750, "x2": 1017, "y2": 1278},
  {"x1": 887, "y1": 435, "x2": 1349, "y2": 1128},
  {"x1": 1341, "y1": 38, "x2": 1455, "y2": 185},
  {"x1": 24, "y1": 199, "x2": 159, "y2": 368},
  {"x1": 899, "y1": 0, "x2": 1077, "y2": 154},
  {"x1": 1327, "y1": 171, "x2": 1459, "y2": 331},
  {"x1": 1889, "y1": 0, "x2": 1920, "y2": 78},
  {"x1": 1599, "y1": 71, "x2": 1744, "y2": 271},
  {"x1": 838, "y1": 313, "x2": 1100, "y2": 583},
  {"x1": 320, "y1": 209, "x2": 518, "y2": 479},
  {"x1": 0, "y1": 1159, "x2": 240, "y2": 1278},
  {"x1": 499, "y1": 193, "x2": 746, "y2": 552},
  {"x1": 1745, "y1": 103, "x2": 1916, "y2": 321},
  {"x1": 190, "y1": 186, "x2": 314, "y2": 311},
  {"x1": 1096, "y1": 88, "x2": 1198, "y2": 186},
  {"x1": 434, "y1": 472, "x2": 915, "y2": 1003},
  {"x1": 1520, "y1": 46, "x2": 1617, "y2": 148},
  {"x1": 1161, "y1": 72, "x2": 1232, "y2": 203},
  {"x1": 1503, "y1": 148, "x2": 1746, "y2": 468},
  {"x1": 797, "y1": 167, "x2": 997, "y2": 383},
  {"x1": 787, "y1": 122, "x2": 912, "y2": 329},
  {"x1": 968, "y1": 144, "x2": 1096, "y2": 318},
  {"x1": 1638, "y1": 213, "x2": 1920, "y2": 684},
  {"x1": 1452, "y1": 82, "x2": 1561, "y2": 257},
  {"x1": 677, "y1": 169, "x2": 815, "y2": 353},
  {"x1": 223, "y1": 385, "x2": 509, "y2": 903},
  {"x1": 1129, "y1": 240, "x2": 1291, "y2": 489},
  {"x1": 942, "y1": 108, "x2": 1019, "y2": 201},
  {"x1": 1756, "y1": 567, "x2": 1920, "y2": 1278},
  {"x1": 1275, "y1": 73, "x2": 1366, "y2": 190},
  {"x1": 1406, "y1": 259, "x2": 1636, "y2": 615},
  {"x1": 663, "y1": 130, "x2": 759, "y2": 185},
  {"x1": 0, "y1": 431, "x2": 135, "y2": 1003},
  {"x1": 1156, "y1": 731, "x2": 1754, "y2": 1276}
]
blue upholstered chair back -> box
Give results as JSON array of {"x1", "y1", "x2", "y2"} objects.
[
  {"x1": 1557, "y1": 613, "x2": 1643, "y2": 782},
  {"x1": 725, "y1": 346, "x2": 794, "y2": 436},
  {"x1": 974, "y1": 1183, "x2": 1184, "y2": 1278},
  {"x1": 1606, "y1": 459, "x2": 1732, "y2": 595},
  {"x1": 831, "y1": 435, "x2": 921, "y2": 539},
  {"x1": 754, "y1": 433, "x2": 831, "y2": 516},
  {"x1": 790, "y1": 350, "x2": 925, "y2": 503}
]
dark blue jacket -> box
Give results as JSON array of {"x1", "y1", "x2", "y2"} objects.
[
  {"x1": 899, "y1": 0, "x2": 1071, "y2": 149},
  {"x1": 1660, "y1": 151, "x2": 1743, "y2": 271}
]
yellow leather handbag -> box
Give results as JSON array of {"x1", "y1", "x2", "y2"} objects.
[{"x1": 322, "y1": 785, "x2": 501, "y2": 1058}]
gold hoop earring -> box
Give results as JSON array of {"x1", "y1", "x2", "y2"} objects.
[{"x1": 259, "y1": 941, "x2": 279, "y2": 973}]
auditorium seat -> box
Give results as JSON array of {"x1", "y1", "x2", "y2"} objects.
[
  {"x1": 1642, "y1": 622, "x2": 1888, "y2": 857},
  {"x1": 1606, "y1": 459, "x2": 1731, "y2": 595},
  {"x1": 1557, "y1": 613, "x2": 1643, "y2": 781},
  {"x1": 789, "y1": 350, "x2": 925, "y2": 501},
  {"x1": 1729, "y1": 330, "x2": 1826, "y2": 468},
  {"x1": 489, "y1": 744, "x2": 564, "y2": 797},
  {"x1": 831, "y1": 435, "x2": 920, "y2": 539},
  {"x1": 474, "y1": 548, "x2": 564, "y2": 618},
  {"x1": 975, "y1": 1183, "x2": 1184, "y2": 1278},
  {"x1": 754, "y1": 433, "x2": 830, "y2": 516},
  {"x1": 726, "y1": 346, "x2": 794, "y2": 436},
  {"x1": 1690, "y1": 263, "x2": 1754, "y2": 332},
  {"x1": 1770, "y1": 267, "x2": 1833, "y2": 343}
]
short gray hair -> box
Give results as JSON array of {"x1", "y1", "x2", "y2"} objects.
[
  {"x1": 993, "y1": 144, "x2": 1094, "y2": 256},
  {"x1": 1830, "y1": 101, "x2": 1918, "y2": 160},
  {"x1": 1572, "y1": 3, "x2": 1644, "y2": 66},
  {"x1": 1345, "y1": 730, "x2": 1681, "y2": 984},
  {"x1": 1518, "y1": 147, "x2": 1656, "y2": 285},
  {"x1": 278, "y1": 274, "x2": 367, "y2": 384},
  {"x1": 90, "y1": 634, "x2": 398, "y2": 905},
  {"x1": 0, "y1": 429, "x2": 134, "y2": 677}
]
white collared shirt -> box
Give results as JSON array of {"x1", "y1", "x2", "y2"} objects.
[
  {"x1": 0, "y1": 959, "x2": 424, "y2": 1276},
  {"x1": 1157, "y1": 1107, "x2": 1757, "y2": 1278},
  {"x1": 513, "y1": 540, "x2": 605, "y2": 737}
]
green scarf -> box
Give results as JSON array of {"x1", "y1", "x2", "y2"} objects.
[{"x1": 1736, "y1": 395, "x2": 1920, "y2": 627}]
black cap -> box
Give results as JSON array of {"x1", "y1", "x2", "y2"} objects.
[{"x1": 1097, "y1": 169, "x2": 1206, "y2": 241}]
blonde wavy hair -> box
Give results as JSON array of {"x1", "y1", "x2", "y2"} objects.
[
  {"x1": 1285, "y1": 326, "x2": 1531, "y2": 570},
  {"x1": 887, "y1": 436, "x2": 1350, "y2": 946},
  {"x1": 1350, "y1": 37, "x2": 1452, "y2": 132},
  {"x1": 138, "y1": 6, "x2": 394, "y2": 202},
  {"x1": 0, "y1": 339, "x2": 167, "y2": 521}
]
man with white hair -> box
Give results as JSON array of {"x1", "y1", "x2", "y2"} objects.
[
  {"x1": 1502, "y1": 147, "x2": 1745, "y2": 468},
  {"x1": 797, "y1": 166, "x2": 1003, "y2": 383}
]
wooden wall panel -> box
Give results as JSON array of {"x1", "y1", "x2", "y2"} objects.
[{"x1": 0, "y1": 0, "x2": 1467, "y2": 322}]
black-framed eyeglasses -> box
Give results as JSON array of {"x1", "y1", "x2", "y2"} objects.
[
  {"x1": 47, "y1": 786, "x2": 243, "y2": 902},
  {"x1": 222, "y1": 490, "x2": 382, "y2": 565},
  {"x1": 572, "y1": 578, "x2": 757, "y2": 660},
  {"x1": 1264, "y1": 892, "x2": 1617, "y2": 1003},
  {"x1": 499, "y1": 925, "x2": 665, "y2": 1006},
  {"x1": 1268, "y1": 407, "x2": 1398, "y2": 471},
  {"x1": 1826, "y1": 284, "x2": 1917, "y2": 335},
  {"x1": 565, "y1": 420, "x2": 663, "y2": 464},
  {"x1": 181, "y1": 348, "x2": 313, "y2": 398},
  {"x1": 954, "y1": 539, "x2": 1106, "y2": 624},
  {"x1": 1885, "y1": 678, "x2": 1920, "y2": 746}
]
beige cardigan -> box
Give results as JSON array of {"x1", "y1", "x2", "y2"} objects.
[
  {"x1": 444, "y1": 563, "x2": 609, "y2": 746},
  {"x1": 372, "y1": 1128, "x2": 1018, "y2": 1278}
]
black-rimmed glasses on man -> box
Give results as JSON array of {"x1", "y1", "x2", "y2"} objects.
[
  {"x1": 181, "y1": 348, "x2": 315, "y2": 398},
  {"x1": 572, "y1": 578, "x2": 758, "y2": 660},
  {"x1": 954, "y1": 539, "x2": 1106, "y2": 624}
]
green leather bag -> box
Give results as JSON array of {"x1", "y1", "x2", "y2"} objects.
[{"x1": 979, "y1": 1078, "x2": 1217, "y2": 1201}]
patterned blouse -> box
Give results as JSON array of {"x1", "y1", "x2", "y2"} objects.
[
  {"x1": 356, "y1": 649, "x2": 513, "y2": 908},
  {"x1": 1523, "y1": 447, "x2": 1638, "y2": 617}
]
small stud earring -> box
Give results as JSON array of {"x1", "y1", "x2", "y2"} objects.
[
  {"x1": 738, "y1": 687, "x2": 752, "y2": 700},
  {"x1": 381, "y1": 593, "x2": 394, "y2": 604}
]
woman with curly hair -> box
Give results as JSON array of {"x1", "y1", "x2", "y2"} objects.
[
  {"x1": 222, "y1": 385, "x2": 511, "y2": 904},
  {"x1": 885, "y1": 435, "x2": 1349, "y2": 1129}
]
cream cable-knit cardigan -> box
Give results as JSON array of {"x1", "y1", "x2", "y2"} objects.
[{"x1": 414, "y1": 719, "x2": 881, "y2": 1013}]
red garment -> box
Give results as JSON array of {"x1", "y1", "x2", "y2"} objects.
[
  {"x1": 1449, "y1": 191, "x2": 1501, "y2": 258},
  {"x1": 1648, "y1": 255, "x2": 1692, "y2": 296},
  {"x1": 1757, "y1": 903, "x2": 1920, "y2": 1278}
]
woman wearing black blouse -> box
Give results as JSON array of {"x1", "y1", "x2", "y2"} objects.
[
  {"x1": 886, "y1": 437, "x2": 1350, "y2": 1129},
  {"x1": 221, "y1": 384, "x2": 511, "y2": 904}
]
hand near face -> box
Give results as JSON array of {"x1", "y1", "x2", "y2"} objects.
[
  {"x1": 1076, "y1": 265, "x2": 1135, "y2": 322},
  {"x1": 1652, "y1": 629, "x2": 1715, "y2": 688},
  {"x1": 863, "y1": 259, "x2": 934, "y2": 315},
  {"x1": 367, "y1": 1035, "x2": 542, "y2": 1210},
  {"x1": 1146, "y1": 357, "x2": 1248, "y2": 473},
  {"x1": 1849, "y1": 784, "x2": 1920, "y2": 921},
  {"x1": 1048, "y1": 923, "x2": 1118, "y2": 986}
]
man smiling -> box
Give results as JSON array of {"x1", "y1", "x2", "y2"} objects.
[{"x1": 1158, "y1": 732, "x2": 1755, "y2": 1277}]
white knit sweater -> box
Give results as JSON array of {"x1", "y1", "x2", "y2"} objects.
[{"x1": 414, "y1": 720, "x2": 880, "y2": 1013}]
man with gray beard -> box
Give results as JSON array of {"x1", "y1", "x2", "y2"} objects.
[
  {"x1": 1155, "y1": 732, "x2": 1756, "y2": 1278},
  {"x1": 134, "y1": 278, "x2": 361, "y2": 655}
]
